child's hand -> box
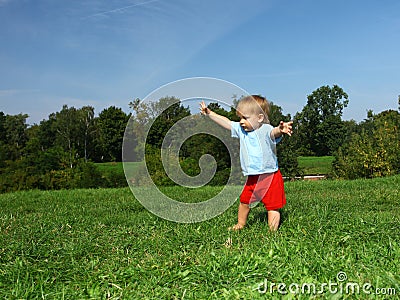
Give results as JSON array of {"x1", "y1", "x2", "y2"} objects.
[
  {"x1": 199, "y1": 101, "x2": 210, "y2": 115},
  {"x1": 278, "y1": 121, "x2": 293, "y2": 136}
]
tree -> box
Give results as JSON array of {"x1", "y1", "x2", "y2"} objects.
[
  {"x1": 79, "y1": 106, "x2": 96, "y2": 162},
  {"x1": 300, "y1": 85, "x2": 349, "y2": 156},
  {"x1": 125, "y1": 98, "x2": 151, "y2": 162},
  {"x1": 333, "y1": 109, "x2": 400, "y2": 179},
  {"x1": 0, "y1": 112, "x2": 6, "y2": 143},
  {"x1": 45, "y1": 105, "x2": 98, "y2": 166},
  {"x1": 34, "y1": 115, "x2": 57, "y2": 152},
  {"x1": 98, "y1": 106, "x2": 130, "y2": 162},
  {"x1": 290, "y1": 111, "x2": 313, "y2": 156},
  {"x1": 146, "y1": 97, "x2": 190, "y2": 148},
  {"x1": 267, "y1": 101, "x2": 301, "y2": 178},
  {"x1": 129, "y1": 98, "x2": 151, "y2": 127},
  {"x1": 0, "y1": 112, "x2": 6, "y2": 167},
  {"x1": 398, "y1": 95, "x2": 400, "y2": 112},
  {"x1": 2, "y1": 113, "x2": 29, "y2": 161},
  {"x1": 53, "y1": 105, "x2": 82, "y2": 168}
]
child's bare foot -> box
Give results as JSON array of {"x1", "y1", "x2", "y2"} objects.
[{"x1": 229, "y1": 223, "x2": 244, "y2": 231}]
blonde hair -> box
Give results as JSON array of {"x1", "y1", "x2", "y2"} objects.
[{"x1": 236, "y1": 95, "x2": 270, "y2": 124}]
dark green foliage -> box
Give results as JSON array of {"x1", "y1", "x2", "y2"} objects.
[
  {"x1": 0, "y1": 156, "x2": 125, "y2": 193},
  {"x1": 1, "y1": 113, "x2": 29, "y2": 161},
  {"x1": 333, "y1": 109, "x2": 400, "y2": 179},
  {"x1": 180, "y1": 133, "x2": 231, "y2": 172},
  {"x1": 73, "y1": 162, "x2": 104, "y2": 188},
  {"x1": 1, "y1": 89, "x2": 399, "y2": 191},
  {"x1": 0, "y1": 105, "x2": 130, "y2": 192},
  {"x1": 0, "y1": 112, "x2": 5, "y2": 142},
  {"x1": 98, "y1": 164, "x2": 128, "y2": 188},
  {"x1": 52, "y1": 105, "x2": 83, "y2": 167},
  {"x1": 208, "y1": 167, "x2": 231, "y2": 186},
  {"x1": 298, "y1": 85, "x2": 349, "y2": 156},
  {"x1": 314, "y1": 114, "x2": 346, "y2": 156},
  {"x1": 144, "y1": 145, "x2": 174, "y2": 186},
  {"x1": 98, "y1": 106, "x2": 130, "y2": 162},
  {"x1": 207, "y1": 102, "x2": 238, "y2": 121},
  {"x1": 267, "y1": 101, "x2": 301, "y2": 178},
  {"x1": 278, "y1": 137, "x2": 302, "y2": 178},
  {"x1": 146, "y1": 97, "x2": 191, "y2": 148},
  {"x1": 36, "y1": 116, "x2": 57, "y2": 150},
  {"x1": 138, "y1": 98, "x2": 239, "y2": 186}
]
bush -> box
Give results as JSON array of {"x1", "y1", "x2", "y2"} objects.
[
  {"x1": 0, "y1": 158, "x2": 124, "y2": 193},
  {"x1": 73, "y1": 161, "x2": 104, "y2": 188},
  {"x1": 40, "y1": 169, "x2": 74, "y2": 190},
  {"x1": 277, "y1": 136, "x2": 302, "y2": 179},
  {"x1": 102, "y1": 170, "x2": 127, "y2": 188},
  {"x1": 333, "y1": 119, "x2": 399, "y2": 179},
  {"x1": 144, "y1": 145, "x2": 174, "y2": 186}
]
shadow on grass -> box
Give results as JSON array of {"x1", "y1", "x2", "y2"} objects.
[{"x1": 250, "y1": 207, "x2": 289, "y2": 229}]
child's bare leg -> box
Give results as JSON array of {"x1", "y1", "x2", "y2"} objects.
[
  {"x1": 230, "y1": 203, "x2": 250, "y2": 230},
  {"x1": 268, "y1": 210, "x2": 280, "y2": 231}
]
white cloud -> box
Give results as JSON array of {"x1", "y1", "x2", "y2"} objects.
[{"x1": 82, "y1": 0, "x2": 160, "y2": 19}]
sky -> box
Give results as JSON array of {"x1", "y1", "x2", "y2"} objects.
[{"x1": 0, "y1": 0, "x2": 399, "y2": 125}]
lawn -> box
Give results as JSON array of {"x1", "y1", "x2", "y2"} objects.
[
  {"x1": 97, "y1": 157, "x2": 335, "y2": 179},
  {"x1": 0, "y1": 176, "x2": 399, "y2": 298},
  {"x1": 96, "y1": 161, "x2": 143, "y2": 178},
  {"x1": 298, "y1": 156, "x2": 335, "y2": 175}
]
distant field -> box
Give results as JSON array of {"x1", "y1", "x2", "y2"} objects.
[
  {"x1": 0, "y1": 175, "x2": 399, "y2": 298},
  {"x1": 97, "y1": 157, "x2": 335, "y2": 178},
  {"x1": 95, "y1": 161, "x2": 124, "y2": 173},
  {"x1": 298, "y1": 156, "x2": 334, "y2": 175},
  {"x1": 96, "y1": 161, "x2": 143, "y2": 173},
  {"x1": 96, "y1": 161, "x2": 143, "y2": 179}
]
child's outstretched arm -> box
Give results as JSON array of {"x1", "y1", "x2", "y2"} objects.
[
  {"x1": 199, "y1": 101, "x2": 232, "y2": 130},
  {"x1": 271, "y1": 121, "x2": 293, "y2": 138}
]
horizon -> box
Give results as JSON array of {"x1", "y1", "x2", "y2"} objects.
[{"x1": 14, "y1": 92, "x2": 398, "y2": 127}]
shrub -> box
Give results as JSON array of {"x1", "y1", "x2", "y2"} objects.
[
  {"x1": 333, "y1": 121, "x2": 399, "y2": 179},
  {"x1": 73, "y1": 161, "x2": 104, "y2": 188}
]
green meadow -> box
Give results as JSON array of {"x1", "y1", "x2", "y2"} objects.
[
  {"x1": 1, "y1": 175, "x2": 399, "y2": 299},
  {"x1": 298, "y1": 156, "x2": 335, "y2": 175},
  {"x1": 95, "y1": 156, "x2": 335, "y2": 183}
]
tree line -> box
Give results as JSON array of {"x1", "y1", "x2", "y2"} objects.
[
  {"x1": 0, "y1": 105, "x2": 129, "y2": 192},
  {"x1": 1, "y1": 85, "x2": 399, "y2": 192}
]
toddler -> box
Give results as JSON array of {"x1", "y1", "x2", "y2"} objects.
[{"x1": 200, "y1": 95, "x2": 292, "y2": 231}]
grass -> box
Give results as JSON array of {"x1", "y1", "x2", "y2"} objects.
[
  {"x1": 96, "y1": 162, "x2": 143, "y2": 177},
  {"x1": 298, "y1": 156, "x2": 335, "y2": 175},
  {"x1": 96, "y1": 162, "x2": 144, "y2": 187},
  {"x1": 95, "y1": 162, "x2": 124, "y2": 173},
  {"x1": 0, "y1": 176, "x2": 399, "y2": 298},
  {"x1": 97, "y1": 157, "x2": 335, "y2": 178}
]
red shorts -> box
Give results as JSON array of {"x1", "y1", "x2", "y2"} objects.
[{"x1": 240, "y1": 170, "x2": 286, "y2": 210}]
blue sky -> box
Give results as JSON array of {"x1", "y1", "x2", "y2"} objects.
[{"x1": 0, "y1": 0, "x2": 399, "y2": 125}]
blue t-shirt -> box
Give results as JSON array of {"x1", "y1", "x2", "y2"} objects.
[{"x1": 231, "y1": 122, "x2": 282, "y2": 176}]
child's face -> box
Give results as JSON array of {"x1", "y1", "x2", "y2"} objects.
[{"x1": 236, "y1": 105, "x2": 264, "y2": 132}]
